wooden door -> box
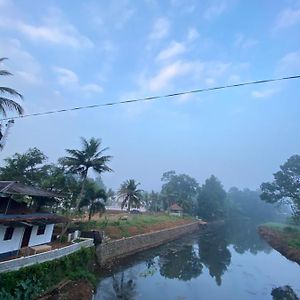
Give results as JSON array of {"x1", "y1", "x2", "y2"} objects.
[{"x1": 21, "y1": 226, "x2": 32, "y2": 247}]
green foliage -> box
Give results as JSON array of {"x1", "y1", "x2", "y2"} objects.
[
  {"x1": 80, "y1": 179, "x2": 107, "y2": 220},
  {"x1": 118, "y1": 179, "x2": 143, "y2": 211},
  {"x1": 0, "y1": 248, "x2": 95, "y2": 299},
  {"x1": 197, "y1": 175, "x2": 227, "y2": 221},
  {"x1": 0, "y1": 147, "x2": 48, "y2": 185},
  {"x1": 0, "y1": 57, "x2": 24, "y2": 119},
  {"x1": 61, "y1": 137, "x2": 113, "y2": 210},
  {"x1": 142, "y1": 191, "x2": 163, "y2": 212},
  {"x1": 67, "y1": 270, "x2": 96, "y2": 287},
  {"x1": 227, "y1": 187, "x2": 284, "y2": 223},
  {"x1": 161, "y1": 170, "x2": 199, "y2": 214},
  {"x1": 260, "y1": 155, "x2": 300, "y2": 224}
]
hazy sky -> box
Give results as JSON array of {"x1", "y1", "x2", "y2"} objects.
[{"x1": 0, "y1": 0, "x2": 300, "y2": 191}]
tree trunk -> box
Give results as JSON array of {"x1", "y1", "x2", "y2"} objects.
[
  {"x1": 76, "y1": 170, "x2": 88, "y2": 211},
  {"x1": 88, "y1": 201, "x2": 94, "y2": 221},
  {"x1": 127, "y1": 199, "x2": 131, "y2": 212}
]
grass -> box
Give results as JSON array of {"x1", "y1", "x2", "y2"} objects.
[
  {"x1": 75, "y1": 213, "x2": 195, "y2": 239},
  {"x1": 262, "y1": 222, "x2": 300, "y2": 232},
  {"x1": 261, "y1": 222, "x2": 300, "y2": 249}
]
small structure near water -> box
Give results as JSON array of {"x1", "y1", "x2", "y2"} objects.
[{"x1": 169, "y1": 203, "x2": 183, "y2": 217}]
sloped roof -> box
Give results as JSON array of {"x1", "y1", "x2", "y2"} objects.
[
  {"x1": 0, "y1": 212, "x2": 67, "y2": 226},
  {"x1": 169, "y1": 203, "x2": 183, "y2": 211},
  {"x1": 0, "y1": 181, "x2": 62, "y2": 198}
]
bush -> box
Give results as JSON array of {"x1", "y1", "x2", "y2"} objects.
[{"x1": 0, "y1": 248, "x2": 95, "y2": 300}]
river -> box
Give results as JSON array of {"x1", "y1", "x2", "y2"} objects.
[{"x1": 94, "y1": 221, "x2": 300, "y2": 300}]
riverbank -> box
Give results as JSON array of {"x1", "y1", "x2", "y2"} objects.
[
  {"x1": 258, "y1": 223, "x2": 300, "y2": 265},
  {"x1": 38, "y1": 279, "x2": 94, "y2": 300},
  {"x1": 96, "y1": 220, "x2": 203, "y2": 266},
  {"x1": 75, "y1": 213, "x2": 198, "y2": 239}
]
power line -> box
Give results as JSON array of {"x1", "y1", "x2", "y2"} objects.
[{"x1": 1, "y1": 74, "x2": 300, "y2": 122}]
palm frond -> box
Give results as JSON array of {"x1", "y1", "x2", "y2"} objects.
[
  {"x1": 0, "y1": 97, "x2": 24, "y2": 116},
  {"x1": 0, "y1": 70, "x2": 12, "y2": 76},
  {"x1": 0, "y1": 87, "x2": 23, "y2": 99},
  {"x1": 0, "y1": 58, "x2": 8, "y2": 63}
]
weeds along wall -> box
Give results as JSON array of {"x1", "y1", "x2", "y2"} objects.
[{"x1": 0, "y1": 247, "x2": 96, "y2": 300}]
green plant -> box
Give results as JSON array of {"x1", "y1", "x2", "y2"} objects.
[{"x1": 0, "y1": 248, "x2": 95, "y2": 299}]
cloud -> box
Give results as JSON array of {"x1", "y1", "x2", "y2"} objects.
[
  {"x1": 251, "y1": 88, "x2": 278, "y2": 99},
  {"x1": 147, "y1": 61, "x2": 192, "y2": 91},
  {"x1": 0, "y1": 38, "x2": 43, "y2": 87},
  {"x1": 53, "y1": 67, "x2": 103, "y2": 95},
  {"x1": 275, "y1": 7, "x2": 300, "y2": 29},
  {"x1": 53, "y1": 67, "x2": 79, "y2": 85},
  {"x1": 187, "y1": 28, "x2": 199, "y2": 42},
  {"x1": 156, "y1": 41, "x2": 186, "y2": 61},
  {"x1": 149, "y1": 18, "x2": 170, "y2": 40},
  {"x1": 234, "y1": 34, "x2": 258, "y2": 49},
  {"x1": 277, "y1": 51, "x2": 300, "y2": 74},
  {"x1": 0, "y1": 8, "x2": 93, "y2": 48},
  {"x1": 203, "y1": 1, "x2": 227, "y2": 20},
  {"x1": 86, "y1": 0, "x2": 135, "y2": 30}
]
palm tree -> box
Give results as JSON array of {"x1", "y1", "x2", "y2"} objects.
[
  {"x1": 0, "y1": 57, "x2": 24, "y2": 117},
  {"x1": 80, "y1": 180, "x2": 107, "y2": 220},
  {"x1": 62, "y1": 137, "x2": 112, "y2": 210},
  {"x1": 118, "y1": 179, "x2": 143, "y2": 212}
]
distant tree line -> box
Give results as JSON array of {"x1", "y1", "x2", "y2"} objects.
[{"x1": 0, "y1": 137, "x2": 297, "y2": 224}]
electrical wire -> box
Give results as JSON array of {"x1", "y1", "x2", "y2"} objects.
[{"x1": 1, "y1": 74, "x2": 299, "y2": 122}]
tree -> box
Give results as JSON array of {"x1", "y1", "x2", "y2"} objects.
[
  {"x1": 197, "y1": 175, "x2": 227, "y2": 221},
  {"x1": 80, "y1": 179, "x2": 107, "y2": 220},
  {"x1": 160, "y1": 170, "x2": 199, "y2": 214},
  {"x1": 0, "y1": 147, "x2": 48, "y2": 186},
  {"x1": 62, "y1": 137, "x2": 112, "y2": 210},
  {"x1": 260, "y1": 155, "x2": 300, "y2": 224},
  {"x1": 118, "y1": 179, "x2": 142, "y2": 211},
  {"x1": 143, "y1": 190, "x2": 162, "y2": 212},
  {"x1": 0, "y1": 57, "x2": 23, "y2": 117}
]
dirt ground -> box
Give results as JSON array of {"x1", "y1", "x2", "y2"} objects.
[
  {"x1": 38, "y1": 280, "x2": 94, "y2": 300},
  {"x1": 258, "y1": 226, "x2": 300, "y2": 265}
]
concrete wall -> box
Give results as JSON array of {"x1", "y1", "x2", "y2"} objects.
[
  {"x1": 96, "y1": 221, "x2": 201, "y2": 266},
  {"x1": 28, "y1": 224, "x2": 54, "y2": 247},
  {"x1": 0, "y1": 225, "x2": 24, "y2": 255},
  {"x1": 0, "y1": 238, "x2": 94, "y2": 273}
]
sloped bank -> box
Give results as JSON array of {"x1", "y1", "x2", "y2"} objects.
[
  {"x1": 96, "y1": 221, "x2": 205, "y2": 266},
  {"x1": 258, "y1": 226, "x2": 300, "y2": 265}
]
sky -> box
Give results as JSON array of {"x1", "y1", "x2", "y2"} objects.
[{"x1": 0, "y1": 0, "x2": 300, "y2": 192}]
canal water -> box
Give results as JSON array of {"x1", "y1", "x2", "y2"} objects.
[{"x1": 94, "y1": 222, "x2": 300, "y2": 300}]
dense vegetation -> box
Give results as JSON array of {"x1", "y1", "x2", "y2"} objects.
[
  {"x1": 0, "y1": 144, "x2": 292, "y2": 226},
  {"x1": 260, "y1": 155, "x2": 300, "y2": 224},
  {"x1": 0, "y1": 248, "x2": 95, "y2": 300}
]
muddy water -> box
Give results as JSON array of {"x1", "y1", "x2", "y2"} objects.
[{"x1": 94, "y1": 222, "x2": 300, "y2": 300}]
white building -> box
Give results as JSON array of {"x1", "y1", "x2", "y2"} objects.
[{"x1": 0, "y1": 181, "x2": 66, "y2": 260}]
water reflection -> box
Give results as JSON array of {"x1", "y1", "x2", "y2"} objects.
[
  {"x1": 271, "y1": 286, "x2": 299, "y2": 300},
  {"x1": 96, "y1": 221, "x2": 300, "y2": 300},
  {"x1": 100, "y1": 272, "x2": 137, "y2": 299},
  {"x1": 159, "y1": 244, "x2": 203, "y2": 281},
  {"x1": 198, "y1": 226, "x2": 231, "y2": 286}
]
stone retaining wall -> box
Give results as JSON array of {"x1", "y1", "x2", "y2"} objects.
[
  {"x1": 96, "y1": 221, "x2": 202, "y2": 266},
  {"x1": 0, "y1": 238, "x2": 94, "y2": 273}
]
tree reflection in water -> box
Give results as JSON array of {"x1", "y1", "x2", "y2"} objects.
[
  {"x1": 198, "y1": 226, "x2": 231, "y2": 286},
  {"x1": 159, "y1": 244, "x2": 203, "y2": 281},
  {"x1": 271, "y1": 286, "x2": 299, "y2": 300},
  {"x1": 104, "y1": 272, "x2": 137, "y2": 300},
  {"x1": 99, "y1": 219, "x2": 275, "y2": 299}
]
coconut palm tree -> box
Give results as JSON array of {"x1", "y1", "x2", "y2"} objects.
[
  {"x1": 118, "y1": 179, "x2": 143, "y2": 212},
  {"x1": 0, "y1": 57, "x2": 24, "y2": 117},
  {"x1": 62, "y1": 137, "x2": 112, "y2": 210},
  {"x1": 80, "y1": 180, "x2": 107, "y2": 220}
]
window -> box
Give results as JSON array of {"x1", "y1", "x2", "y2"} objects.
[
  {"x1": 37, "y1": 225, "x2": 46, "y2": 235},
  {"x1": 3, "y1": 227, "x2": 14, "y2": 241}
]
